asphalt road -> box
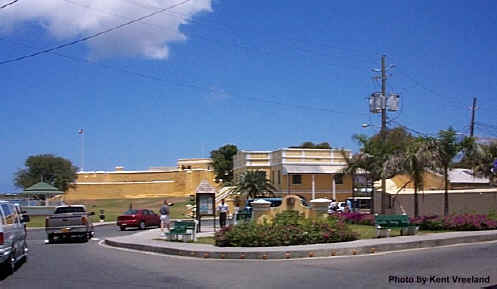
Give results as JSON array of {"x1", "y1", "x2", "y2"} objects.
[{"x1": 2, "y1": 225, "x2": 497, "y2": 289}]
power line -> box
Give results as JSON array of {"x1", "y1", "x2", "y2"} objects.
[
  {"x1": 396, "y1": 70, "x2": 468, "y2": 111},
  {"x1": 2, "y1": 38, "x2": 368, "y2": 117},
  {"x1": 121, "y1": 0, "x2": 378, "y2": 63},
  {"x1": 59, "y1": 0, "x2": 376, "y2": 72},
  {"x1": 0, "y1": 0, "x2": 192, "y2": 65},
  {"x1": 389, "y1": 120, "x2": 436, "y2": 137},
  {"x1": 0, "y1": 0, "x2": 19, "y2": 9}
]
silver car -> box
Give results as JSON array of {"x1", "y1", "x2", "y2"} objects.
[{"x1": 0, "y1": 201, "x2": 29, "y2": 275}]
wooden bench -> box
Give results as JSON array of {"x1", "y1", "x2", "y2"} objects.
[
  {"x1": 375, "y1": 214, "x2": 417, "y2": 237},
  {"x1": 167, "y1": 220, "x2": 196, "y2": 241}
]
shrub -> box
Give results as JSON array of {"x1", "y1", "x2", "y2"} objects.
[
  {"x1": 333, "y1": 212, "x2": 375, "y2": 226},
  {"x1": 410, "y1": 214, "x2": 497, "y2": 231},
  {"x1": 215, "y1": 210, "x2": 357, "y2": 247}
]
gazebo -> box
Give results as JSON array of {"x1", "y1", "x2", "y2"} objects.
[{"x1": 22, "y1": 182, "x2": 64, "y2": 206}]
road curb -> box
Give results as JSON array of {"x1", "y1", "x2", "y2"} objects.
[{"x1": 104, "y1": 230, "x2": 497, "y2": 260}]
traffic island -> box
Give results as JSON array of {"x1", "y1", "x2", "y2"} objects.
[{"x1": 104, "y1": 228, "x2": 497, "y2": 260}]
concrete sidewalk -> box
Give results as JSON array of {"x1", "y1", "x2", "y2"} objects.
[{"x1": 104, "y1": 228, "x2": 497, "y2": 260}]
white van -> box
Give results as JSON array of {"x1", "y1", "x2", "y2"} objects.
[{"x1": 0, "y1": 201, "x2": 29, "y2": 274}]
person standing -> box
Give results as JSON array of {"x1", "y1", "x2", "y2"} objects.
[
  {"x1": 160, "y1": 200, "x2": 170, "y2": 237},
  {"x1": 346, "y1": 199, "x2": 352, "y2": 213},
  {"x1": 218, "y1": 199, "x2": 229, "y2": 228},
  {"x1": 233, "y1": 201, "x2": 240, "y2": 225}
]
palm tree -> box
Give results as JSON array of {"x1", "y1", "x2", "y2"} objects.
[
  {"x1": 230, "y1": 170, "x2": 276, "y2": 199},
  {"x1": 471, "y1": 142, "x2": 497, "y2": 186},
  {"x1": 384, "y1": 137, "x2": 432, "y2": 218},
  {"x1": 429, "y1": 128, "x2": 461, "y2": 216},
  {"x1": 340, "y1": 150, "x2": 381, "y2": 213},
  {"x1": 349, "y1": 128, "x2": 414, "y2": 214}
]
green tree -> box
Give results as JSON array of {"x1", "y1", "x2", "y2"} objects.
[
  {"x1": 471, "y1": 142, "x2": 497, "y2": 185},
  {"x1": 290, "y1": 142, "x2": 331, "y2": 149},
  {"x1": 230, "y1": 170, "x2": 276, "y2": 199},
  {"x1": 210, "y1": 144, "x2": 238, "y2": 183},
  {"x1": 428, "y1": 128, "x2": 462, "y2": 216},
  {"x1": 14, "y1": 154, "x2": 78, "y2": 194},
  {"x1": 340, "y1": 150, "x2": 380, "y2": 211},
  {"x1": 350, "y1": 127, "x2": 413, "y2": 213},
  {"x1": 384, "y1": 137, "x2": 432, "y2": 217}
]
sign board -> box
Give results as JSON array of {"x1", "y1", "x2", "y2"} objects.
[
  {"x1": 195, "y1": 180, "x2": 217, "y2": 232},
  {"x1": 197, "y1": 194, "x2": 214, "y2": 215}
]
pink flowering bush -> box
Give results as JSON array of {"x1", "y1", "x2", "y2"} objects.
[
  {"x1": 332, "y1": 212, "x2": 375, "y2": 226},
  {"x1": 215, "y1": 211, "x2": 357, "y2": 247},
  {"x1": 410, "y1": 214, "x2": 497, "y2": 231}
]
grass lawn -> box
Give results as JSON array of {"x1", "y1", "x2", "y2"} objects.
[
  {"x1": 349, "y1": 224, "x2": 452, "y2": 239},
  {"x1": 27, "y1": 215, "x2": 46, "y2": 228},
  {"x1": 26, "y1": 197, "x2": 191, "y2": 227},
  {"x1": 195, "y1": 236, "x2": 215, "y2": 245}
]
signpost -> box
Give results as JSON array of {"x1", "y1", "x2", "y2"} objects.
[{"x1": 195, "y1": 180, "x2": 216, "y2": 233}]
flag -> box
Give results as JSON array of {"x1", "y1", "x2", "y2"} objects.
[{"x1": 78, "y1": 128, "x2": 84, "y2": 135}]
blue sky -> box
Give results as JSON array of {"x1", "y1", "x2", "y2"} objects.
[{"x1": 1, "y1": 0, "x2": 496, "y2": 192}]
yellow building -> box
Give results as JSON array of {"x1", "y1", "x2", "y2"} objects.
[
  {"x1": 65, "y1": 158, "x2": 217, "y2": 201},
  {"x1": 233, "y1": 148, "x2": 354, "y2": 201}
]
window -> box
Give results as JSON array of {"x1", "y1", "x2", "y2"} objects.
[
  {"x1": 1, "y1": 204, "x2": 14, "y2": 225},
  {"x1": 54, "y1": 207, "x2": 85, "y2": 214},
  {"x1": 278, "y1": 170, "x2": 281, "y2": 185},
  {"x1": 335, "y1": 174, "x2": 344, "y2": 185},
  {"x1": 292, "y1": 174, "x2": 302, "y2": 185},
  {"x1": 0, "y1": 207, "x2": 4, "y2": 225}
]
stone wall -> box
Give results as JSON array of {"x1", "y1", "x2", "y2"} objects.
[{"x1": 65, "y1": 170, "x2": 218, "y2": 201}]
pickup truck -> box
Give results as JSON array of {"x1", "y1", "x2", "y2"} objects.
[{"x1": 45, "y1": 205, "x2": 95, "y2": 243}]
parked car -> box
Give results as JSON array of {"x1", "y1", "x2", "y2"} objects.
[
  {"x1": 45, "y1": 205, "x2": 95, "y2": 243},
  {"x1": 117, "y1": 209, "x2": 160, "y2": 231},
  {"x1": 328, "y1": 202, "x2": 347, "y2": 214},
  {"x1": 0, "y1": 201, "x2": 30, "y2": 275}
]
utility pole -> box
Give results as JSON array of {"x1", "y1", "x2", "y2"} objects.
[
  {"x1": 470, "y1": 97, "x2": 477, "y2": 137},
  {"x1": 380, "y1": 55, "x2": 387, "y2": 215},
  {"x1": 369, "y1": 54, "x2": 398, "y2": 215}
]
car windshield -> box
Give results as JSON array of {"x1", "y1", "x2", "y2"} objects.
[
  {"x1": 123, "y1": 210, "x2": 138, "y2": 215},
  {"x1": 54, "y1": 207, "x2": 85, "y2": 214}
]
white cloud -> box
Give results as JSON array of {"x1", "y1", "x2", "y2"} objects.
[
  {"x1": 206, "y1": 86, "x2": 231, "y2": 102},
  {"x1": 0, "y1": 0, "x2": 212, "y2": 59}
]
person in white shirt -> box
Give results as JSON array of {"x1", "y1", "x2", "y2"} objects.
[
  {"x1": 218, "y1": 199, "x2": 229, "y2": 228},
  {"x1": 233, "y1": 200, "x2": 240, "y2": 225}
]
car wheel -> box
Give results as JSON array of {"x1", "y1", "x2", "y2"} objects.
[
  {"x1": 22, "y1": 243, "x2": 28, "y2": 262},
  {"x1": 120, "y1": 226, "x2": 126, "y2": 231},
  {"x1": 48, "y1": 234, "x2": 55, "y2": 244},
  {"x1": 6, "y1": 249, "x2": 16, "y2": 274},
  {"x1": 139, "y1": 221, "x2": 145, "y2": 230}
]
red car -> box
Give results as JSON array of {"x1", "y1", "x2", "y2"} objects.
[{"x1": 117, "y1": 209, "x2": 160, "y2": 231}]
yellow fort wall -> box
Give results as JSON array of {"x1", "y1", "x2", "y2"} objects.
[{"x1": 65, "y1": 169, "x2": 218, "y2": 201}]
